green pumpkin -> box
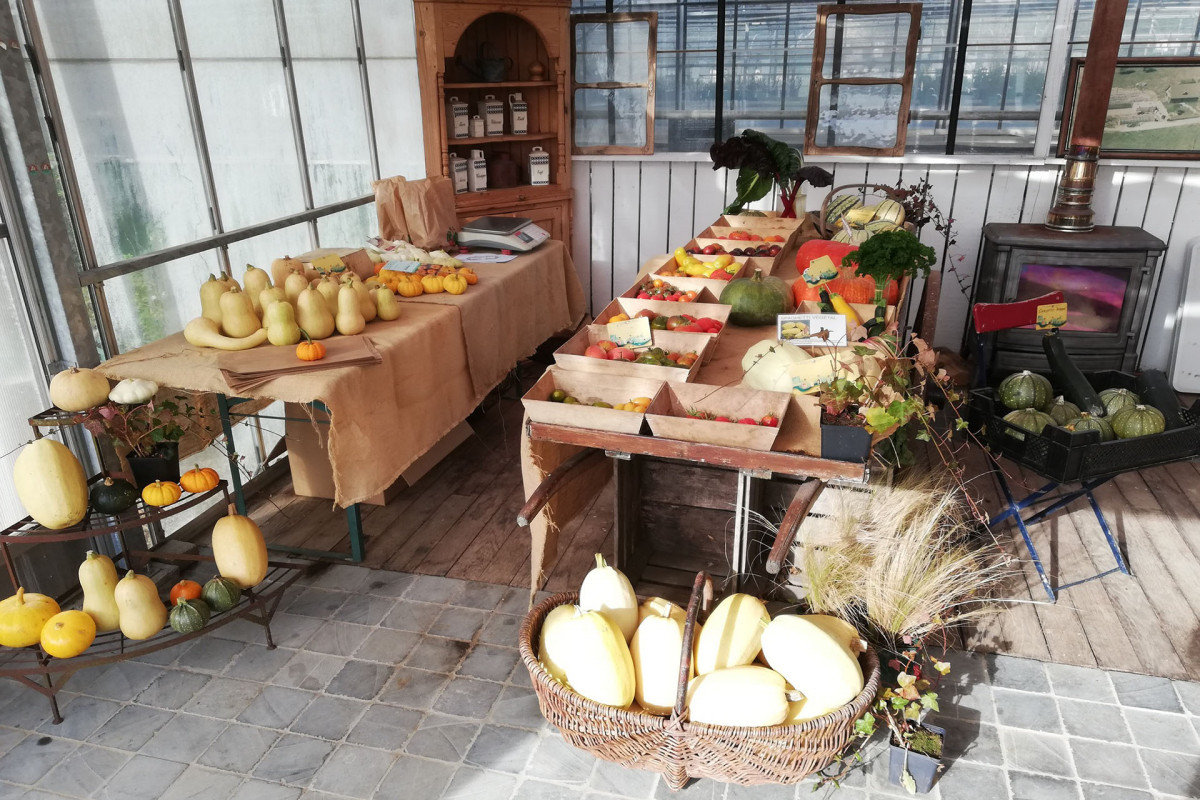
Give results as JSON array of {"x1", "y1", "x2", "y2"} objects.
[
  {"x1": 1003, "y1": 407, "x2": 1055, "y2": 435},
  {"x1": 89, "y1": 477, "x2": 138, "y2": 515},
  {"x1": 997, "y1": 371, "x2": 1052, "y2": 411},
  {"x1": 719, "y1": 269, "x2": 792, "y2": 326},
  {"x1": 1043, "y1": 396, "x2": 1081, "y2": 426},
  {"x1": 1066, "y1": 412, "x2": 1114, "y2": 442},
  {"x1": 1098, "y1": 387, "x2": 1140, "y2": 417},
  {"x1": 201, "y1": 576, "x2": 241, "y2": 613},
  {"x1": 1110, "y1": 404, "x2": 1166, "y2": 439},
  {"x1": 169, "y1": 598, "x2": 211, "y2": 634}
]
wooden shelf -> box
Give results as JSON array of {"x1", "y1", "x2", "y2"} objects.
[
  {"x1": 443, "y1": 80, "x2": 557, "y2": 89},
  {"x1": 447, "y1": 133, "x2": 556, "y2": 145},
  {"x1": 455, "y1": 184, "x2": 569, "y2": 208}
]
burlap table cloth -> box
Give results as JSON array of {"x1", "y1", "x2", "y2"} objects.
[{"x1": 99, "y1": 243, "x2": 586, "y2": 509}]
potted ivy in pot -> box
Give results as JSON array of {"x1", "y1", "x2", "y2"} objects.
[
  {"x1": 860, "y1": 645, "x2": 949, "y2": 794},
  {"x1": 81, "y1": 388, "x2": 202, "y2": 488}
]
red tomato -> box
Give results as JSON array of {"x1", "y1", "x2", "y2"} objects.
[
  {"x1": 738, "y1": 418, "x2": 759, "y2": 425},
  {"x1": 713, "y1": 416, "x2": 734, "y2": 423},
  {"x1": 761, "y1": 414, "x2": 780, "y2": 427},
  {"x1": 170, "y1": 580, "x2": 203, "y2": 606}
]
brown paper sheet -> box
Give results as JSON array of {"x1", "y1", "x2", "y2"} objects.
[{"x1": 218, "y1": 336, "x2": 382, "y2": 393}]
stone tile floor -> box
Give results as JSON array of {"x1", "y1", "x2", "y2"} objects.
[{"x1": 1, "y1": 564, "x2": 1198, "y2": 799}]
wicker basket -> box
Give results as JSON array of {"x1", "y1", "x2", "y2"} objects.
[
  {"x1": 518, "y1": 572, "x2": 881, "y2": 791},
  {"x1": 817, "y1": 183, "x2": 913, "y2": 239}
]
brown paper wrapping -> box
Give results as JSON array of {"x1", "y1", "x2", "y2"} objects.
[
  {"x1": 396, "y1": 176, "x2": 460, "y2": 249},
  {"x1": 372, "y1": 175, "x2": 411, "y2": 242}
]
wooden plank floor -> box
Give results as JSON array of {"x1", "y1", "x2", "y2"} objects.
[{"x1": 234, "y1": 385, "x2": 1200, "y2": 681}]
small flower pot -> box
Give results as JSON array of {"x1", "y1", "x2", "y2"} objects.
[
  {"x1": 888, "y1": 724, "x2": 944, "y2": 794},
  {"x1": 820, "y1": 422, "x2": 873, "y2": 463},
  {"x1": 126, "y1": 441, "x2": 181, "y2": 488}
]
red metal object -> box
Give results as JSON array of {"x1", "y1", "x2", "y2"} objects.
[{"x1": 971, "y1": 291, "x2": 1064, "y2": 335}]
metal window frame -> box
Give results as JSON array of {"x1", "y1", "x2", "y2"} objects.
[{"x1": 571, "y1": 12, "x2": 658, "y2": 155}]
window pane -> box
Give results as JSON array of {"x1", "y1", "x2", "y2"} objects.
[
  {"x1": 575, "y1": 88, "x2": 649, "y2": 148},
  {"x1": 106, "y1": 252, "x2": 222, "y2": 352},
  {"x1": 575, "y1": 21, "x2": 650, "y2": 84},
  {"x1": 284, "y1": 0, "x2": 374, "y2": 206},
  {"x1": 316, "y1": 204, "x2": 376, "y2": 249},
  {"x1": 33, "y1": 0, "x2": 212, "y2": 264},
  {"x1": 815, "y1": 84, "x2": 902, "y2": 150},
  {"x1": 656, "y1": 50, "x2": 716, "y2": 151},
  {"x1": 822, "y1": 12, "x2": 912, "y2": 80},
  {"x1": 182, "y1": 0, "x2": 307, "y2": 228},
  {"x1": 361, "y1": 0, "x2": 426, "y2": 179},
  {"x1": 226, "y1": 224, "x2": 312, "y2": 276}
]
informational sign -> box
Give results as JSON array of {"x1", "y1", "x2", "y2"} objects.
[
  {"x1": 606, "y1": 316, "x2": 652, "y2": 347},
  {"x1": 778, "y1": 312, "x2": 848, "y2": 346},
  {"x1": 790, "y1": 354, "x2": 837, "y2": 394},
  {"x1": 310, "y1": 253, "x2": 345, "y2": 272},
  {"x1": 1035, "y1": 302, "x2": 1068, "y2": 330},
  {"x1": 800, "y1": 254, "x2": 840, "y2": 288}
]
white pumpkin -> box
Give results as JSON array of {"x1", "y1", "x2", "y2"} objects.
[
  {"x1": 578, "y1": 553, "x2": 638, "y2": 641},
  {"x1": 108, "y1": 378, "x2": 158, "y2": 405},
  {"x1": 741, "y1": 339, "x2": 812, "y2": 393},
  {"x1": 48, "y1": 367, "x2": 111, "y2": 411}
]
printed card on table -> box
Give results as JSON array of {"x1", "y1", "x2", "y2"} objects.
[
  {"x1": 606, "y1": 317, "x2": 652, "y2": 348},
  {"x1": 789, "y1": 354, "x2": 837, "y2": 395},
  {"x1": 310, "y1": 253, "x2": 346, "y2": 272},
  {"x1": 778, "y1": 313, "x2": 848, "y2": 347},
  {"x1": 1035, "y1": 302, "x2": 1068, "y2": 330}
]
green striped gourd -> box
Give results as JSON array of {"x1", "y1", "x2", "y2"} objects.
[
  {"x1": 1043, "y1": 396, "x2": 1081, "y2": 426},
  {"x1": 824, "y1": 194, "x2": 863, "y2": 226},
  {"x1": 997, "y1": 370, "x2": 1052, "y2": 411},
  {"x1": 1003, "y1": 407, "x2": 1055, "y2": 435},
  {"x1": 1099, "y1": 388, "x2": 1140, "y2": 417},
  {"x1": 1110, "y1": 404, "x2": 1166, "y2": 439},
  {"x1": 872, "y1": 199, "x2": 906, "y2": 225},
  {"x1": 1066, "y1": 413, "x2": 1114, "y2": 441}
]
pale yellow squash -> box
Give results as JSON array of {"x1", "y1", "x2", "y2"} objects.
[
  {"x1": 114, "y1": 571, "x2": 167, "y2": 640},
  {"x1": 295, "y1": 287, "x2": 335, "y2": 340},
  {"x1": 638, "y1": 596, "x2": 685, "y2": 627},
  {"x1": 760, "y1": 614, "x2": 863, "y2": 722},
  {"x1": 335, "y1": 284, "x2": 367, "y2": 336},
  {"x1": 374, "y1": 286, "x2": 401, "y2": 321},
  {"x1": 219, "y1": 287, "x2": 261, "y2": 338},
  {"x1": 199, "y1": 273, "x2": 230, "y2": 324},
  {"x1": 560, "y1": 609, "x2": 635, "y2": 708},
  {"x1": 13, "y1": 438, "x2": 88, "y2": 530},
  {"x1": 270, "y1": 255, "x2": 304, "y2": 288},
  {"x1": 315, "y1": 277, "x2": 340, "y2": 316},
  {"x1": 48, "y1": 367, "x2": 111, "y2": 412},
  {"x1": 347, "y1": 276, "x2": 376, "y2": 323},
  {"x1": 284, "y1": 270, "x2": 309, "y2": 305},
  {"x1": 264, "y1": 300, "x2": 302, "y2": 346},
  {"x1": 578, "y1": 553, "x2": 638, "y2": 641},
  {"x1": 259, "y1": 286, "x2": 288, "y2": 314},
  {"x1": 78, "y1": 550, "x2": 121, "y2": 632},
  {"x1": 537, "y1": 603, "x2": 577, "y2": 684},
  {"x1": 242, "y1": 264, "x2": 272, "y2": 315},
  {"x1": 183, "y1": 317, "x2": 268, "y2": 351},
  {"x1": 686, "y1": 665, "x2": 789, "y2": 727},
  {"x1": 693, "y1": 593, "x2": 769, "y2": 675},
  {"x1": 802, "y1": 614, "x2": 866, "y2": 655},
  {"x1": 630, "y1": 611, "x2": 688, "y2": 715},
  {"x1": 212, "y1": 504, "x2": 268, "y2": 589}
]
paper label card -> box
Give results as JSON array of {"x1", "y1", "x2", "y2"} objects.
[
  {"x1": 311, "y1": 253, "x2": 346, "y2": 272},
  {"x1": 800, "y1": 254, "x2": 840, "y2": 288},
  {"x1": 778, "y1": 313, "x2": 848, "y2": 347},
  {"x1": 790, "y1": 354, "x2": 837, "y2": 395},
  {"x1": 606, "y1": 316, "x2": 652, "y2": 347},
  {"x1": 389, "y1": 260, "x2": 421, "y2": 273},
  {"x1": 1035, "y1": 302, "x2": 1068, "y2": 330}
]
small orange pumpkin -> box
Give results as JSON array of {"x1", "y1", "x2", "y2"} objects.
[
  {"x1": 420, "y1": 275, "x2": 444, "y2": 294},
  {"x1": 296, "y1": 330, "x2": 326, "y2": 361},
  {"x1": 459, "y1": 268, "x2": 478, "y2": 285},
  {"x1": 443, "y1": 274, "x2": 468, "y2": 295},
  {"x1": 395, "y1": 279, "x2": 422, "y2": 297},
  {"x1": 141, "y1": 480, "x2": 182, "y2": 507},
  {"x1": 180, "y1": 465, "x2": 220, "y2": 493}
]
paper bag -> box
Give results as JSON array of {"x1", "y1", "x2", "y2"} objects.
[
  {"x1": 372, "y1": 175, "x2": 412, "y2": 242},
  {"x1": 397, "y1": 176, "x2": 460, "y2": 249}
]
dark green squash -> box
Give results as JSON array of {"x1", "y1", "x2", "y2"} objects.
[
  {"x1": 1042, "y1": 331, "x2": 1104, "y2": 416},
  {"x1": 719, "y1": 269, "x2": 792, "y2": 326},
  {"x1": 89, "y1": 477, "x2": 138, "y2": 515},
  {"x1": 1135, "y1": 370, "x2": 1185, "y2": 430},
  {"x1": 201, "y1": 576, "x2": 241, "y2": 613},
  {"x1": 1099, "y1": 388, "x2": 1140, "y2": 417},
  {"x1": 997, "y1": 371, "x2": 1052, "y2": 411},
  {"x1": 1110, "y1": 405, "x2": 1166, "y2": 439},
  {"x1": 1043, "y1": 396, "x2": 1081, "y2": 427},
  {"x1": 169, "y1": 598, "x2": 211, "y2": 634},
  {"x1": 1066, "y1": 412, "x2": 1114, "y2": 442},
  {"x1": 1003, "y1": 407, "x2": 1055, "y2": 435}
]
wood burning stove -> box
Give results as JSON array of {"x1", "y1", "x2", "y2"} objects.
[{"x1": 969, "y1": 223, "x2": 1165, "y2": 379}]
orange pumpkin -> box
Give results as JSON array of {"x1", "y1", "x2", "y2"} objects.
[
  {"x1": 169, "y1": 579, "x2": 203, "y2": 606},
  {"x1": 296, "y1": 331, "x2": 326, "y2": 361},
  {"x1": 180, "y1": 465, "x2": 220, "y2": 493},
  {"x1": 459, "y1": 268, "x2": 478, "y2": 285},
  {"x1": 141, "y1": 481, "x2": 182, "y2": 507},
  {"x1": 792, "y1": 240, "x2": 899, "y2": 305},
  {"x1": 396, "y1": 279, "x2": 423, "y2": 298}
]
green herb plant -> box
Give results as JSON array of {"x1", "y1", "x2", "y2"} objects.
[{"x1": 842, "y1": 229, "x2": 938, "y2": 310}]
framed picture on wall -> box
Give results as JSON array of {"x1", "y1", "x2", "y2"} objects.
[{"x1": 1058, "y1": 56, "x2": 1200, "y2": 159}]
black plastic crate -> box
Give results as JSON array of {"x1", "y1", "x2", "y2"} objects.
[{"x1": 968, "y1": 370, "x2": 1200, "y2": 483}]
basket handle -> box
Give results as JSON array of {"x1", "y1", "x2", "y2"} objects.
[{"x1": 671, "y1": 571, "x2": 714, "y2": 720}]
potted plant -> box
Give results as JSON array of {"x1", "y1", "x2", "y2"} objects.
[
  {"x1": 81, "y1": 395, "x2": 202, "y2": 487},
  {"x1": 709, "y1": 130, "x2": 833, "y2": 218}
]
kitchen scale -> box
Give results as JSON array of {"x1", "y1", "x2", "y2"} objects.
[{"x1": 458, "y1": 216, "x2": 549, "y2": 252}]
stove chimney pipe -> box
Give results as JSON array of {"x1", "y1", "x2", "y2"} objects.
[{"x1": 1046, "y1": 0, "x2": 1129, "y2": 232}]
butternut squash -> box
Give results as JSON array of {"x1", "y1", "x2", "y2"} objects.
[
  {"x1": 184, "y1": 317, "x2": 268, "y2": 351},
  {"x1": 578, "y1": 553, "x2": 638, "y2": 641},
  {"x1": 686, "y1": 665, "x2": 789, "y2": 727},
  {"x1": 219, "y1": 270, "x2": 241, "y2": 291},
  {"x1": 242, "y1": 264, "x2": 272, "y2": 315},
  {"x1": 199, "y1": 273, "x2": 230, "y2": 324},
  {"x1": 0, "y1": 588, "x2": 61, "y2": 647},
  {"x1": 296, "y1": 287, "x2": 335, "y2": 340},
  {"x1": 264, "y1": 299, "x2": 302, "y2": 346},
  {"x1": 270, "y1": 255, "x2": 304, "y2": 288},
  {"x1": 335, "y1": 284, "x2": 366, "y2": 336},
  {"x1": 212, "y1": 504, "x2": 268, "y2": 589},
  {"x1": 315, "y1": 277, "x2": 340, "y2": 316},
  {"x1": 537, "y1": 603, "x2": 577, "y2": 684},
  {"x1": 78, "y1": 550, "x2": 121, "y2": 632},
  {"x1": 760, "y1": 614, "x2": 863, "y2": 722},
  {"x1": 259, "y1": 286, "x2": 287, "y2": 314},
  {"x1": 219, "y1": 287, "x2": 261, "y2": 338},
  {"x1": 693, "y1": 593, "x2": 769, "y2": 675},
  {"x1": 373, "y1": 286, "x2": 401, "y2": 321},
  {"x1": 630, "y1": 607, "x2": 689, "y2": 715},
  {"x1": 560, "y1": 608, "x2": 635, "y2": 708},
  {"x1": 284, "y1": 270, "x2": 309, "y2": 305},
  {"x1": 346, "y1": 276, "x2": 376, "y2": 323},
  {"x1": 13, "y1": 438, "x2": 88, "y2": 530},
  {"x1": 113, "y1": 570, "x2": 167, "y2": 640}
]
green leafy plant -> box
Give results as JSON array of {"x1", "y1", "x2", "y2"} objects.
[
  {"x1": 842, "y1": 229, "x2": 937, "y2": 309},
  {"x1": 81, "y1": 395, "x2": 201, "y2": 458},
  {"x1": 709, "y1": 129, "x2": 833, "y2": 217}
]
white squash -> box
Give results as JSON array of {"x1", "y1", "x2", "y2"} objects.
[
  {"x1": 13, "y1": 439, "x2": 88, "y2": 529},
  {"x1": 802, "y1": 614, "x2": 866, "y2": 655},
  {"x1": 631, "y1": 607, "x2": 688, "y2": 715},
  {"x1": 560, "y1": 608, "x2": 635, "y2": 708},
  {"x1": 113, "y1": 570, "x2": 168, "y2": 640},
  {"x1": 760, "y1": 614, "x2": 864, "y2": 722},
  {"x1": 741, "y1": 339, "x2": 812, "y2": 393},
  {"x1": 48, "y1": 367, "x2": 110, "y2": 411},
  {"x1": 538, "y1": 603, "x2": 577, "y2": 684},
  {"x1": 686, "y1": 665, "x2": 789, "y2": 727},
  {"x1": 578, "y1": 553, "x2": 638, "y2": 641},
  {"x1": 693, "y1": 593, "x2": 769, "y2": 675},
  {"x1": 638, "y1": 596, "x2": 685, "y2": 627},
  {"x1": 108, "y1": 378, "x2": 158, "y2": 405}
]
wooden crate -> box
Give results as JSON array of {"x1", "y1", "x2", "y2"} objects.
[
  {"x1": 522, "y1": 368, "x2": 665, "y2": 435},
  {"x1": 645, "y1": 383, "x2": 790, "y2": 451},
  {"x1": 552, "y1": 325, "x2": 709, "y2": 383}
]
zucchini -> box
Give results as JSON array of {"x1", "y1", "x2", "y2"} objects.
[
  {"x1": 1135, "y1": 369, "x2": 1185, "y2": 430},
  {"x1": 1042, "y1": 331, "x2": 1104, "y2": 417}
]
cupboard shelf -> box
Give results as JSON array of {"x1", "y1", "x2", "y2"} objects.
[
  {"x1": 443, "y1": 80, "x2": 557, "y2": 89},
  {"x1": 447, "y1": 133, "x2": 556, "y2": 145}
]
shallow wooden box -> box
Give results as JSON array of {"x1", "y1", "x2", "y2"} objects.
[
  {"x1": 594, "y1": 298, "x2": 731, "y2": 361},
  {"x1": 645, "y1": 383, "x2": 790, "y2": 451},
  {"x1": 618, "y1": 282, "x2": 721, "y2": 304},
  {"x1": 522, "y1": 367, "x2": 665, "y2": 435},
  {"x1": 553, "y1": 325, "x2": 709, "y2": 383},
  {"x1": 639, "y1": 254, "x2": 758, "y2": 297},
  {"x1": 716, "y1": 213, "x2": 806, "y2": 231}
]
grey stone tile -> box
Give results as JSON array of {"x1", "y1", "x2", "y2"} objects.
[
  {"x1": 935, "y1": 676, "x2": 996, "y2": 723},
  {"x1": 252, "y1": 733, "x2": 335, "y2": 785},
  {"x1": 284, "y1": 586, "x2": 349, "y2": 618},
  {"x1": 306, "y1": 563, "x2": 373, "y2": 594},
  {"x1": 89, "y1": 705, "x2": 173, "y2": 751},
  {"x1": 724, "y1": 781, "x2": 794, "y2": 800},
  {"x1": 260, "y1": 613, "x2": 323, "y2": 649},
  {"x1": 224, "y1": 643, "x2": 296, "y2": 681},
  {"x1": 0, "y1": 726, "x2": 25, "y2": 759},
  {"x1": 15, "y1": 787, "x2": 81, "y2": 800},
  {"x1": 308, "y1": 743, "x2": 395, "y2": 798},
  {"x1": 515, "y1": 779, "x2": 588, "y2": 800},
  {"x1": 1124, "y1": 707, "x2": 1199, "y2": 753},
  {"x1": 327, "y1": 660, "x2": 393, "y2": 701},
  {"x1": 159, "y1": 763, "x2": 244, "y2": 799},
  {"x1": 178, "y1": 637, "x2": 247, "y2": 673},
  {"x1": 1, "y1": 690, "x2": 58, "y2": 729},
  {"x1": 230, "y1": 780, "x2": 302, "y2": 800},
  {"x1": 478, "y1": 613, "x2": 522, "y2": 647},
  {"x1": 652, "y1": 775, "x2": 725, "y2": 798},
  {"x1": 459, "y1": 644, "x2": 521, "y2": 683},
  {"x1": 208, "y1": 617, "x2": 265, "y2": 644},
  {"x1": 509, "y1": 659, "x2": 534, "y2": 688},
  {"x1": 490, "y1": 685, "x2": 548, "y2": 730},
  {"x1": 182, "y1": 676, "x2": 262, "y2": 719},
  {"x1": 428, "y1": 607, "x2": 488, "y2": 641},
  {"x1": 498, "y1": 586, "x2": 534, "y2": 616},
  {"x1": 524, "y1": 734, "x2": 596, "y2": 784},
  {"x1": 404, "y1": 713, "x2": 480, "y2": 762},
  {"x1": 434, "y1": 676, "x2": 503, "y2": 719},
  {"x1": 198, "y1": 722, "x2": 279, "y2": 773},
  {"x1": 1174, "y1": 679, "x2": 1200, "y2": 715},
  {"x1": 140, "y1": 712, "x2": 228, "y2": 762},
  {"x1": 984, "y1": 654, "x2": 1049, "y2": 692},
  {"x1": 74, "y1": 661, "x2": 163, "y2": 701},
  {"x1": 35, "y1": 743, "x2": 128, "y2": 798},
  {"x1": 290, "y1": 695, "x2": 369, "y2": 741},
  {"x1": 1077, "y1": 783, "x2": 1153, "y2": 800},
  {"x1": 136, "y1": 670, "x2": 211, "y2": 710},
  {"x1": 440, "y1": 766, "x2": 518, "y2": 800},
  {"x1": 1007, "y1": 771, "x2": 1081, "y2": 800},
  {"x1": 1137, "y1": 749, "x2": 1200, "y2": 797},
  {"x1": 934, "y1": 717, "x2": 1002, "y2": 766},
  {"x1": 332, "y1": 592, "x2": 397, "y2": 626},
  {"x1": 379, "y1": 599, "x2": 443, "y2": 633},
  {"x1": 361, "y1": 569, "x2": 415, "y2": 598},
  {"x1": 405, "y1": 636, "x2": 472, "y2": 672},
  {"x1": 1068, "y1": 737, "x2": 1147, "y2": 789},
  {"x1": 1110, "y1": 671, "x2": 1183, "y2": 713},
  {"x1": 35, "y1": 695, "x2": 121, "y2": 741},
  {"x1": 92, "y1": 754, "x2": 187, "y2": 800},
  {"x1": 372, "y1": 753, "x2": 456, "y2": 799},
  {"x1": 406, "y1": 574, "x2": 470, "y2": 605},
  {"x1": 999, "y1": 728, "x2": 1074, "y2": 777},
  {"x1": 455, "y1": 582, "x2": 508, "y2": 610},
  {"x1": 354, "y1": 628, "x2": 420, "y2": 665},
  {"x1": 133, "y1": 642, "x2": 187, "y2": 666},
  {"x1": 303, "y1": 620, "x2": 374, "y2": 658},
  {"x1": 1057, "y1": 698, "x2": 1131, "y2": 742},
  {"x1": 273, "y1": 651, "x2": 348, "y2": 692},
  {"x1": 378, "y1": 666, "x2": 450, "y2": 710},
  {"x1": 238, "y1": 685, "x2": 315, "y2": 729},
  {"x1": 992, "y1": 686, "x2": 1063, "y2": 732},
  {"x1": 805, "y1": 787, "x2": 867, "y2": 800},
  {"x1": 1047, "y1": 662, "x2": 1117, "y2": 702},
  {"x1": 589, "y1": 758, "x2": 659, "y2": 797},
  {"x1": 347, "y1": 704, "x2": 422, "y2": 750},
  {"x1": 464, "y1": 723, "x2": 539, "y2": 773}
]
